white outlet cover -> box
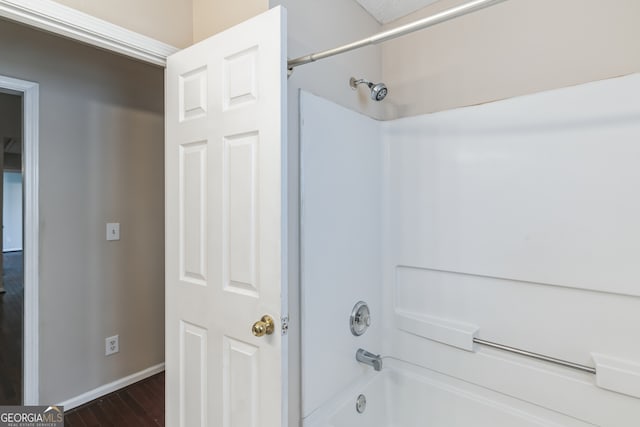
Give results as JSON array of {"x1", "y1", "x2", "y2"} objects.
[
  {"x1": 105, "y1": 334, "x2": 119, "y2": 356},
  {"x1": 106, "y1": 223, "x2": 120, "y2": 241}
]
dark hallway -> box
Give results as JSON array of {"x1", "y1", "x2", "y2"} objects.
[{"x1": 0, "y1": 250, "x2": 23, "y2": 404}]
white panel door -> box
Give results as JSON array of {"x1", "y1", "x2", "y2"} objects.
[{"x1": 165, "y1": 7, "x2": 287, "y2": 427}]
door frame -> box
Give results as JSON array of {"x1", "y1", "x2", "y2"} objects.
[
  {"x1": 0, "y1": 0, "x2": 172, "y2": 405},
  {"x1": 0, "y1": 74, "x2": 39, "y2": 405},
  {"x1": 0, "y1": 0, "x2": 178, "y2": 66},
  {"x1": 0, "y1": 0, "x2": 295, "y2": 414},
  {"x1": 0, "y1": 0, "x2": 203, "y2": 408}
]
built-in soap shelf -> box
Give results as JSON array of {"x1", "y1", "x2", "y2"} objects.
[
  {"x1": 395, "y1": 310, "x2": 640, "y2": 399},
  {"x1": 395, "y1": 310, "x2": 478, "y2": 352},
  {"x1": 592, "y1": 354, "x2": 640, "y2": 399}
]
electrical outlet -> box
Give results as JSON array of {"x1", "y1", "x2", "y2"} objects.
[{"x1": 105, "y1": 335, "x2": 119, "y2": 356}]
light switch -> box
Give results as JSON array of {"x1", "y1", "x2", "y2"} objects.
[{"x1": 106, "y1": 223, "x2": 120, "y2": 241}]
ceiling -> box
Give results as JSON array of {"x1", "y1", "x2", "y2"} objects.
[{"x1": 354, "y1": 0, "x2": 442, "y2": 24}]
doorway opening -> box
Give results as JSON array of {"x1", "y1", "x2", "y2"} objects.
[
  {"x1": 0, "y1": 91, "x2": 22, "y2": 404},
  {"x1": 0, "y1": 75, "x2": 39, "y2": 405}
]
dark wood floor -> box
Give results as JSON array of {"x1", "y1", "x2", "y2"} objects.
[
  {"x1": 0, "y1": 251, "x2": 23, "y2": 405},
  {"x1": 65, "y1": 372, "x2": 165, "y2": 426}
]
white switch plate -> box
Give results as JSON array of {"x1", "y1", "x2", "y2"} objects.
[{"x1": 106, "y1": 223, "x2": 120, "y2": 241}]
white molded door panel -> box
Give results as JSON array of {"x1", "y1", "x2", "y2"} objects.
[{"x1": 165, "y1": 7, "x2": 287, "y2": 427}]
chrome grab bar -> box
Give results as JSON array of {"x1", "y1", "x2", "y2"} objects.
[{"x1": 473, "y1": 338, "x2": 596, "y2": 375}]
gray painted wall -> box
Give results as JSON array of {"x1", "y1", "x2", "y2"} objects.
[
  {"x1": 381, "y1": 0, "x2": 640, "y2": 118},
  {"x1": 0, "y1": 19, "x2": 165, "y2": 404}
]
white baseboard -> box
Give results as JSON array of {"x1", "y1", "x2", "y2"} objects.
[{"x1": 58, "y1": 363, "x2": 165, "y2": 411}]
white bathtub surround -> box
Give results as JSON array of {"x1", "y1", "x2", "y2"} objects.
[
  {"x1": 304, "y1": 359, "x2": 594, "y2": 427},
  {"x1": 300, "y1": 91, "x2": 383, "y2": 417},
  {"x1": 301, "y1": 73, "x2": 640, "y2": 427},
  {"x1": 383, "y1": 74, "x2": 640, "y2": 425}
]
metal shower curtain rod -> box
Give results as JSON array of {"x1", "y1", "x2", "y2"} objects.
[{"x1": 287, "y1": 0, "x2": 508, "y2": 72}]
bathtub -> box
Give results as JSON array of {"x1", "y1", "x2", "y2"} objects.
[{"x1": 302, "y1": 359, "x2": 591, "y2": 427}]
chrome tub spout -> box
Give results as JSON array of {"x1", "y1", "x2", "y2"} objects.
[{"x1": 356, "y1": 348, "x2": 382, "y2": 371}]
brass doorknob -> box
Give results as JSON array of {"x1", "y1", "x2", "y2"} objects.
[{"x1": 251, "y1": 315, "x2": 275, "y2": 337}]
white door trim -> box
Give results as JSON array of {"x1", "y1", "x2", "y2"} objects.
[
  {"x1": 0, "y1": 0, "x2": 178, "y2": 66},
  {"x1": 0, "y1": 74, "x2": 39, "y2": 405}
]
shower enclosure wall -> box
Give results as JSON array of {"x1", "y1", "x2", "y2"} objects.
[{"x1": 300, "y1": 74, "x2": 640, "y2": 426}]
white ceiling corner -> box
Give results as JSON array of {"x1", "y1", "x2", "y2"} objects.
[{"x1": 354, "y1": 0, "x2": 443, "y2": 24}]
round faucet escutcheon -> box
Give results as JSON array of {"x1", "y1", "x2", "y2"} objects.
[{"x1": 350, "y1": 301, "x2": 371, "y2": 336}]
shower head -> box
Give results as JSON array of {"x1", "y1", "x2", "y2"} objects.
[
  {"x1": 368, "y1": 82, "x2": 388, "y2": 102},
  {"x1": 350, "y1": 77, "x2": 388, "y2": 101}
]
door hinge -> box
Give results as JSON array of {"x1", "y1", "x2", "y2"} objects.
[{"x1": 281, "y1": 315, "x2": 289, "y2": 335}]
